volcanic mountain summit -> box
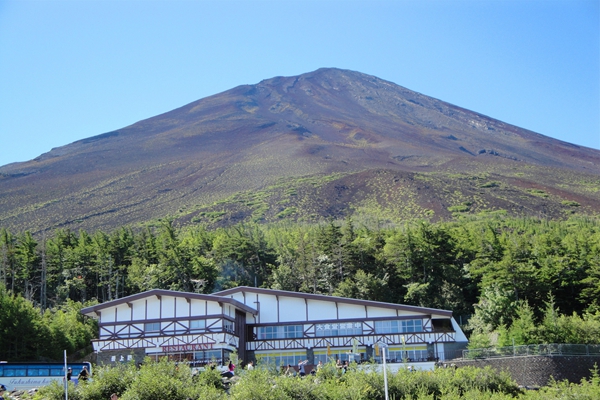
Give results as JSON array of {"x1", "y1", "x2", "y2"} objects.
[{"x1": 1, "y1": 68, "x2": 599, "y2": 233}]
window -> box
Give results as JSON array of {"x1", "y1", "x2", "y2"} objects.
[
  {"x1": 375, "y1": 320, "x2": 396, "y2": 334},
  {"x1": 401, "y1": 319, "x2": 422, "y2": 333},
  {"x1": 145, "y1": 322, "x2": 161, "y2": 336},
  {"x1": 379, "y1": 346, "x2": 429, "y2": 362},
  {"x1": 50, "y1": 367, "x2": 65, "y2": 376},
  {"x1": 255, "y1": 351, "x2": 306, "y2": 367},
  {"x1": 257, "y1": 325, "x2": 277, "y2": 340},
  {"x1": 284, "y1": 325, "x2": 303, "y2": 338},
  {"x1": 27, "y1": 368, "x2": 49, "y2": 376},
  {"x1": 314, "y1": 347, "x2": 366, "y2": 364},
  {"x1": 194, "y1": 349, "x2": 223, "y2": 363},
  {"x1": 223, "y1": 320, "x2": 235, "y2": 333},
  {"x1": 3, "y1": 368, "x2": 26, "y2": 377},
  {"x1": 256, "y1": 325, "x2": 304, "y2": 339},
  {"x1": 315, "y1": 322, "x2": 362, "y2": 337},
  {"x1": 190, "y1": 320, "x2": 206, "y2": 331},
  {"x1": 374, "y1": 319, "x2": 423, "y2": 334}
]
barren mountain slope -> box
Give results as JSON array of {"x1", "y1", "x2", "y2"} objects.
[{"x1": 1, "y1": 68, "x2": 599, "y2": 233}]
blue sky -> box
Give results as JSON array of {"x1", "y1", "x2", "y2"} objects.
[{"x1": 0, "y1": 0, "x2": 598, "y2": 167}]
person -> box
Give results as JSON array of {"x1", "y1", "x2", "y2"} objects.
[
  {"x1": 317, "y1": 360, "x2": 323, "y2": 371},
  {"x1": 66, "y1": 367, "x2": 72, "y2": 381},
  {"x1": 246, "y1": 361, "x2": 254, "y2": 370},
  {"x1": 0, "y1": 384, "x2": 6, "y2": 400},
  {"x1": 78, "y1": 365, "x2": 90, "y2": 381},
  {"x1": 220, "y1": 362, "x2": 233, "y2": 379},
  {"x1": 298, "y1": 359, "x2": 308, "y2": 377},
  {"x1": 110, "y1": 394, "x2": 118, "y2": 400},
  {"x1": 285, "y1": 364, "x2": 294, "y2": 376},
  {"x1": 228, "y1": 360, "x2": 235, "y2": 375}
]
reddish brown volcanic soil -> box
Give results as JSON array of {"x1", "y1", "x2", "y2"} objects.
[{"x1": 1, "y1": 68, "x2": 599, "y2": 233}]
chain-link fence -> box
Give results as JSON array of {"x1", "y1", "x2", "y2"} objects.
[{"x1": 462, "y1": 343, "x2": 600, "y2": 359}]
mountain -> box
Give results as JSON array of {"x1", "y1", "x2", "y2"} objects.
[{"x1": 1, "y1": 68, "x2": 599, "y2": 234}]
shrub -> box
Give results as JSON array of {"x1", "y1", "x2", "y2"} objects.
[
  {"x1": 34, "y1": 380, "x2": 82, "y2": 400},
  {"x1": 119, "y1": 358, "x2": 218, "y2": 400},
  {"x1": 76, "y1": 362, "x2": 137, "y2": 400},
  {"x1": 228, "y1": 367, "x2": 288, "y2": 400}
]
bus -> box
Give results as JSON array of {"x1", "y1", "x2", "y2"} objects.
[{"x1": 0, "y1": 362, "x2": 92, "y2": 392}]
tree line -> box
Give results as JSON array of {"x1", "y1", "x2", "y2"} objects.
[{"x1": 1, "y1": 214, "x2": 599, "y2": 360}]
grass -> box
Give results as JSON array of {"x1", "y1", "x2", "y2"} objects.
[
  {"x1": 561, "y1": 200, "x2": 580, "y2": 207},
  {"x1": 480, "y1": 181, "x2": 500, "y2": 188},
  {"x1": 448, "y1": 205, "x2": 470, "y2": 213},
  {"x1": 527, "y1": 189, "x2": 549, "y2": 198},
  {"x1": 276, "y1": 207, "x2": 298, "y2": 218}
]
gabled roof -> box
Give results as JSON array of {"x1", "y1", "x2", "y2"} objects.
[
  {"x1": 212, "y1": 286, "x2": 452, "y2": 317},
  {"x1": 80, "y1": 289, "x2": 258, "y2": 317}
]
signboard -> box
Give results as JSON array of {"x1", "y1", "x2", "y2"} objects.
[{"x1": 161, "y1": 343, "x2": 213, "y2": 352}]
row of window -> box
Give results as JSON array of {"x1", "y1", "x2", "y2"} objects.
[
  {"x1": 256, "y1": 319, "x2": 424, "y2": 340},
  {"x1": 254, "y1": 346, "x2": 427, "y2": 366},
  {"x1": 106, "y1": 318, "x2": 423, "y2": 338},
  {"x1": 256, "y1": 351, "x2": 307, "y2": 367},
  {"x1": 313, "y1": 349, "x2": 366, "y2": 364},
  {"x1": 140, "y1": 319, "x2": 234, "y2": 336},
  {"x1": 374, "y1": 319, "x2": 423, "y2": 334},
  {"x1": 193, "y1": 349, "x2": 224, "y2": 362},
  {"x1": 0, "y1": 368, "x2": 66, "y2": 377},
  {"x1": 145, "y1": 320, "x2": 210, "y2": 332},
  {"x1": 374, "y1": 347, "x2": 429, "y2": 362},
  {"x1": 256, "y1": 325, "x2": 303, "y2": 339},
  {"x1": 0, "y1": 365, "x2": 88, "y2": 377}
]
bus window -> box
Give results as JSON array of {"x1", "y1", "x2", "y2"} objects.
[
  {"x1": 4, "y1": 368, "x2": 26, "y2": 377},
  {"x1": 28, "y1": 368, "x2": 50, "y2": 376}
]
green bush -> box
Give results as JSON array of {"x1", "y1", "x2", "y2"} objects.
[
  {"x1": 228, "y1": 367, "x2": 288, "y2": 400},
  {"x1": 34, "y1": 380, "x2": 82, "y2": 400},
  {"x1": 194, "y1": 365, "x2": 226, "y2": 391},
  {"x1": 29, "y1": 360, "x2": 600, "y2": 400},
  {"x1": 120, "y1": 358, "x2": 219, "y2": 400},
  {"x1": 80, "y1": 362, "x2": 137, "y2": 400}
]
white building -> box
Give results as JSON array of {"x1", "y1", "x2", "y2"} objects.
[{"x1": 81, "y1": 287, "x2": 468, "y2": 369}]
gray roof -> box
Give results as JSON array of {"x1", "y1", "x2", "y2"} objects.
[
  {"x1": 212, "y1": 286, "x2": 452, "y2": 317},
  {"x1": 80, "y1": 289, "x2": 258, "y2": 316}
]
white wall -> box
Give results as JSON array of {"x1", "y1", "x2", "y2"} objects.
[
  {"x1": 278, "y1": 296, "x2": 306, "y2": 322},
  {"x1": 307, "y1": 299, "x2": 337, "y2": 320}
]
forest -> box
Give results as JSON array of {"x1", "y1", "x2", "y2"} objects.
[{"x1": 1, "y1": 213, "x2": 600, "y2": 361}]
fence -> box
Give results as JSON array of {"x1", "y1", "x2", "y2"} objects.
[{"x1": 462, "y1": 343, "x2": 600, "y2": 359}]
